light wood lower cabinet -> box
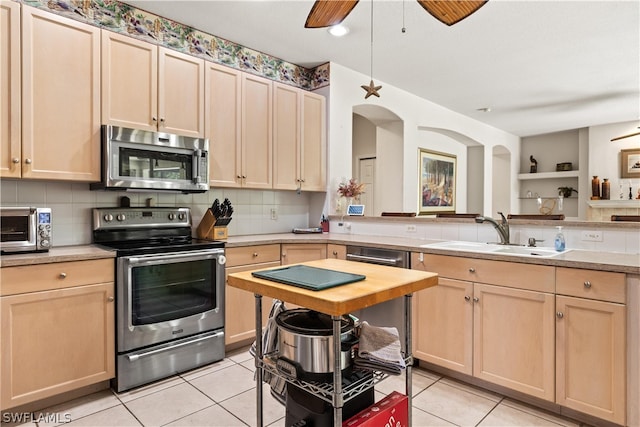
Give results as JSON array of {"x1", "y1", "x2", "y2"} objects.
[
  {"x1": 224, "y1": 245, "x2": 280, "y2": 347},
  {"x1": 0, "y1": 259, "x2": 115, "y2": 410},
  {"x1": 555, "y1": 268, "x2": 626, "y2": 425},
  {"x1": 412, "y1": 253, "x2": 555, "y2": 402},
  {"x1": 327, "y1": 244, "x2": 346, "y2": 260},
  {"x1": 281, "y1": 243, "x2": 327, "y2": 265}
]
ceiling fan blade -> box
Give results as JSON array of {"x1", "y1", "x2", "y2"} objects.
[
  {"x1": 417, "y1": 0, "x2": 488, "y2": 26},
  {"x1": 611, "y1": 128, "x2": 640, "y2": 142},
  {"x1": 305, "y1": 0, "x2": 359, "y2": 28}
]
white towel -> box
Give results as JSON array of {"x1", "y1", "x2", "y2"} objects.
[{"x1": 355, "y1": 321, "x2": 405, "y2": 375}]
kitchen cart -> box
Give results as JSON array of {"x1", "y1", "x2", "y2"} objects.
[{"x1": 228, "y1": 258, "x2": 438, "y2": 426}]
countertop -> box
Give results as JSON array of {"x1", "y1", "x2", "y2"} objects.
[
  {"x1": 1, "y1": 234, "x2": 638, "y2": 274},
  {"x1": 228, "y1": 258, "x2": 438, "y2": 316}
]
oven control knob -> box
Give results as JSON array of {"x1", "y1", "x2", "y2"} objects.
[
  {"x1": 178, "y1": 213, "x2": 186, "y2": 221},
  {"x1": 103, "y1": 214, "x2": 114, "y2": 222},
  {"x1": 168, "y1": 213, "x2": 176, "y2": 220},
  {"x1": 116, "y1": 214, "x2": 126, "y2": 221}
]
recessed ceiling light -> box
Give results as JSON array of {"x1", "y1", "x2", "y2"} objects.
[
  {"x1": 476, "y1": 107, "x2": 492, "y2": 113},
  {"x1": 328, "y1": 24, "x2": 349, "y2": 37}
]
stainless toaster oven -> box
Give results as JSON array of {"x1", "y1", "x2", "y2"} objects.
[{"x1": 0, "y1": 207, "x2": 52, "y2": 253}]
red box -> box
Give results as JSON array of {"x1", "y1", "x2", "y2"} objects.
[{"x1": 342, "y1": 391, "x2": 408, "y2": 427}]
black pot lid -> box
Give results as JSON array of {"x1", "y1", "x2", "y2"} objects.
[{"x1": 276, "y1": 308, "x2": 353, "y2": 336}]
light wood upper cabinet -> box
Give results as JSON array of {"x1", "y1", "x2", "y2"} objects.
[
  {"x1": 273, "y1": 83, "x2": 326, "y2": 191},
  {"x1": 0, "y1": 259, "x2": 115, "y2": 410},
  {"x1": 0, "y1": 0, "x2": 21, "y2": 179},
  {"x1": 241, "y1": 73, "x2": 273, "y2": 188},
  {"x1": 206, "y1": 62, "x2": 242, "y2": 187},
  {"x1": 101, "y1": 31, "x2": 157, "y2": 131},
  {"x1": 21, "y1": 6, "x2": 101, "y2": 181},
  {"x1": 102, "y1": 31, "x2": 204, "y2": 137}
]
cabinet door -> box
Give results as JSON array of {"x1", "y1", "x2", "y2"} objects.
[
  {"x1": 0, "y1": 0, "x2": 21, "y2": 178},
  {"x1": 0, "y1": 283, "x2": 115, "y2": 410},
  {"x1": 300, "y1": 90, "x2": 326, "y2": 191},
  {"x1": 272, "y1": 82, "x2": 300, "y2": 190},
  {"x1": 556, "y1": 295, "x2": 626, "y2": 424},
  {"x1": 206, "y1": 62, "x2": 242, "y2": 188},
  {"x1": 158, "y1": 47, "x2": 204, "y2": 137},
  {"x1": 241, "y1": 73, "x2": 272, "y2": 188},
  {"x1": 225, "y1": 262, "x2": 279, "y2": 347},
  {"x1": 281, "y1": 243, "x2": 327, "y2": 265},
  {"x1": 473, "y1": 283, "x2": 555, "y2": 401},
  {"x1": 21, "y1": 6, "x2": 100, "y2": 181},
  {"x1": 412, "y1": 277, "x2": 473, "y2": 375},
  {"x1": 101, "y1": 31, "x2": 157, "y2": 131},
  {"x1": 327, "y1": 244, "x2": 346, "y2": 260}
]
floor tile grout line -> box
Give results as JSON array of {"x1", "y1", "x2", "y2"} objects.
[{"x1": 474, "y1": 396, "x2": 504, "y2": 426}]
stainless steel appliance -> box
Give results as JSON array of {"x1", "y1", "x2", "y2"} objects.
[
  {"x1": 0, "y1": 207, "x2": 52, "y2": 254},
  {"x1": 93, "y1": 207, "x2": 225, "y2": 392},
  {"x1": 91, "y1": 125, "x2": 209, "y2": 193},
  {"x1": 345, "y1": 246, "x2": 410, "y2": 349}
]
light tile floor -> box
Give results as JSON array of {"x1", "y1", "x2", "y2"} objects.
[{"x1": 6, "y1": 348, "x2": 588, "y2": 427}]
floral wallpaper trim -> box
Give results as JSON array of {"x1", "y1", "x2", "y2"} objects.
[{"x1": 18, "y1": 0, "x2": 330, "y2": 91}]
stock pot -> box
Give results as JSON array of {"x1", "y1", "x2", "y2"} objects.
[{"x1": 276, "y1": 309, "x2": 357, "y2": 381}]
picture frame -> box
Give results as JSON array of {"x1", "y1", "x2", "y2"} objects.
[
  {"x1": 418, "y1": 148, "x2": 456, "y2": 215},
  {"x1": 620, "y1": 148, "x2": 640, "y2": 178}
]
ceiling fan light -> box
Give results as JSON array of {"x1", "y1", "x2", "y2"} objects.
[{"x1": 328, "y1": 24, "x2": 350, "y2": 37}]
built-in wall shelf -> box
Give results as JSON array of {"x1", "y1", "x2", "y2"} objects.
[
  {"x1": 587, "y1": 200, "x2": 640, "y2": 209},
  {"x1": 518, "y1": 170, "x2": 580, "y2": 180}
]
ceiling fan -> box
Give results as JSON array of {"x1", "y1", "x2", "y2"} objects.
[
  {"x1": 305, "y1": 0, "x2": 488, "y2": 28},
  {"x1": 611, "y1": 127, "x2": 640, "y2": 142}
]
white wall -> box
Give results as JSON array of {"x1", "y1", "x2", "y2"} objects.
[{"x1": 327, "y1": 62, "x2": 521, "y2": 217}]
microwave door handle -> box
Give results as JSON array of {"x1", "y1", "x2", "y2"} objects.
[{"x1": 192, "y1": 149, "x2": 201, "y2": 184}]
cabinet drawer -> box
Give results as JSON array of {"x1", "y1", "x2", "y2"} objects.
[
  {"x1": 423, "y1": 254, "x2": 554, "y2": 293},
  {"x1": 556, "y1": 267, "x2": 625, "y2": 303},
  {"x1": 0, "y1": 259, "x2": 114, "y2": 296},
  {"x1": 226, "y1": 244, "x2": 280, "y2": 267}
]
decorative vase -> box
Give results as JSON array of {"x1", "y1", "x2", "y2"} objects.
[
  {"x1": 601, "y1": 179, "x2": 610, "y2": 200},
  {"x1": 591, "y1": 176, "x2": 600, "y2": 199}
]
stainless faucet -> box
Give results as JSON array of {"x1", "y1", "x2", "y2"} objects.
[{"x1": 475, "y1": 212, "x2": 510, "y2": 245}]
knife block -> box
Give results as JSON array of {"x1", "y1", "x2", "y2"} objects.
[{"x1": 196, "y1": 209, "x2": 228, "y2": 241}]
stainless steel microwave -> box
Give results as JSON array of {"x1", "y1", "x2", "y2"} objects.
[
  {"x1": 91, "y1": 125, "x2": 209, "y2": 193},
  {"x1": 0, "y1": 207, "x2": 52, "y2": 254}
]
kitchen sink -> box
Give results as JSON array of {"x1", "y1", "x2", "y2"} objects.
[{"x1": 422, "y1": 241, "x2": 569, "y2": 258}]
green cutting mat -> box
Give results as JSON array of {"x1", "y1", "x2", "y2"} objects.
[{"x1": 251, "y1": 265, "x2": 365, "y2": 291}]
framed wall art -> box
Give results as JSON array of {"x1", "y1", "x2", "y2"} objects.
[
  {"x1": 620, "y1": 148, "x2": 640, "y2": 178},
  {"x1": 418, "y1": 148, "x2": 456, "y2": 215}
]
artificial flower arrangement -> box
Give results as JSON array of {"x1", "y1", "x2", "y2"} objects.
[{"x1": 337, "y1": 178, "x2": 366, "y2": 199}]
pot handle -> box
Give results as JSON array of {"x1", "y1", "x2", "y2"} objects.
[{"x1": 341, "y1": 334, "x2": 359, "y2": 352}]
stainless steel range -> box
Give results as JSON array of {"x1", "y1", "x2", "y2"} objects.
[{"x1": 93, "y1": 207, "x2": 226, "y2": 392}]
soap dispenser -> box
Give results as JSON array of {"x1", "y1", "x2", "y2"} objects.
[{"x1": 554, "y1": 226, "x2": 566, "y2": 252}]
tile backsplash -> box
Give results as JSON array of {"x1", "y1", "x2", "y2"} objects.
[{"x1": 0, "y1": 180, "x2": 313, "y2": 246}]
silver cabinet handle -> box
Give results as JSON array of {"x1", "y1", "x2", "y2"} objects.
[
  {"x1": 469, "y1": 267, "x2": 476, "y2": 273},
  {"x1": 107, "y1": 296, "x2": 114, "y2": 302},
  {"x1": 333, "y1": 251, "x2": 338, "y2": 256},
  {"x1": 160, "y1": 118, "x2": 165, "y2": 122},
  {"x1": 25, "y1": 158, "x2": 32, "y2": 164},
  {"x1": 464, "y1": 295, "x2": 471, "y2": 301},
  {"x1": 152, "y1": 116, "x2": 157, "y2": 122},
  {"x1": 59, "y1": 272, "x2": 67, "y2": 279},
  {"x1": 253, "y1": 252, "x2": 259, "y2": 257},
  {"x1": 473, "y1": 297, "x2": 479, "y2": 303},
  {"x1": 557, "y1": 311, "x2": 564, "y2": 319},
  {"x1": 12, "y1": 158, "x2": 19, "y2": 164},
  {"x1": 584, "y1": 281, "x2": 592, "y2": 288}
]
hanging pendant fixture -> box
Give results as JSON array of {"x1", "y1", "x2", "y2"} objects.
[{"x1": 361, "y1": 0, "x2": 381, "y2": 99}]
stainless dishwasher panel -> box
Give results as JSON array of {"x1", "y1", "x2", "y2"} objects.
[{"x1": 346, "y1": 246, "x2": 409, "y2": 351}]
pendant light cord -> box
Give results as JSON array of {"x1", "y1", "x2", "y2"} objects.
[{"x1": 370, "y1": 0, "x2": 374, "y2": 79}]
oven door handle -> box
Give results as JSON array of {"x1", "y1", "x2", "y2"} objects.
[
  {"x1": 346, "y1": 253, "x2": 401, "y2": 266},
  {"x1": 125, "y1": 250, "x2": 224, "y2": 267},
  {"x1": 127, "y1": 331, "x2": 224, "y2": 361}
]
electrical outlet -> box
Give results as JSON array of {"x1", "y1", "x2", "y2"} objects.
[
  {"x1": 406, "y1": 225, "x2": 417, "y2": 233},
  {"x1": 270, "y1": 208, "x2": 277, "y2": 220},
  {"x1": 581, "y1": 230, "x2": 603, "y2": 242}
]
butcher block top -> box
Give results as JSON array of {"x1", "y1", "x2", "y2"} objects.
[{"x1": 227, "y1": 258, "x2": 438, "y2": 316}]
